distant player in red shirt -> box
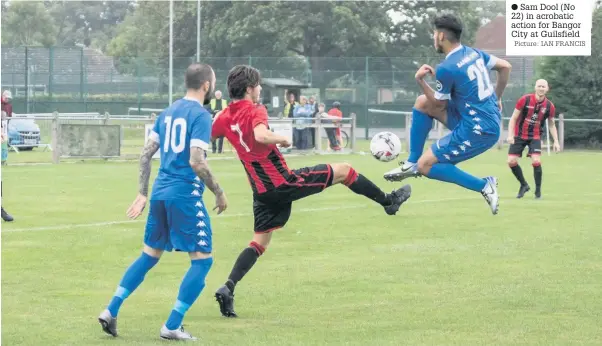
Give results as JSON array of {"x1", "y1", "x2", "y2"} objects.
[
  {"x1": 212, "y1": 65, "x2": 412, "y2": 317},
  {"x1": 328, "y1": 101, "x2": 343, "y2": 149},
  {"x1": 507, "y1": 79, "x2": 560, "y2": 199}
]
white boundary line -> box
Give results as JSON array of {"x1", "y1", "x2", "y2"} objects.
[
  {"x1": 4, "y1": 193, "x2": 600, "y2": 234},
  {"x1": 4, "y1": 197, "x2": 471, "y2": 233}
]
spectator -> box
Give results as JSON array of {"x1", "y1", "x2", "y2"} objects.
[
  {"x1": 210, "y1": 90, "x2": 228, "y2": 154},
  {"x1": 283, "y1": 92, "x2": 297, "y2": 119},
  {"x1": 317, "y1": 103, "x2": 341, "y2": 151},
  {"x1": 308, "y1": 96, "x2": 319, "y2": 147},
  {"x1": 328, "y1": 101, "x2": 344, "y2": 149},
  {"x1": 293, "y1": 96, "x2": 314, "y2": 150},
  {"x1": 1, "y1": 121, "x2": 13, "y2": 222},
  {"x1": 283, "y1": 92, "x2": 299, "y2": 146},
  {"x1": 1, "y1": 90, "x2": 13, "y2": 118}
]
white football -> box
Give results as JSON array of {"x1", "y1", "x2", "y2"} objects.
[{"x1": 370, "y1": 131, "x2": 402, "y2": 162}]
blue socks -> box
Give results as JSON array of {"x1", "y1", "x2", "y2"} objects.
[
  {"x1": 107, "y1": 252, "x2": 160, "y2": 317},
  {"x1": 408, "y1": 108, "x2": 433, "y2": 163},
  {"x1": 165, "y1": 257, "x2": 213, "y2": 330},
  {"x1": 426, "y1": 163, "x2": 487, "y2": 192}
]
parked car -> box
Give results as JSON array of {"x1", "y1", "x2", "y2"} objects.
[{"x1": 8, "y1": 118, "x2": 41, "y2": 150}]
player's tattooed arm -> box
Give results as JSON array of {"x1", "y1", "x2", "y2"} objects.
[
  {"x1": 138, "y1": 139, "x2": 161, "y2": 197},
  {"x1": 189, "y1": 147, "x2": 224, "y2": 196}
]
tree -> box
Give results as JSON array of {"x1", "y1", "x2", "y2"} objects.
[
  {"x1": 46, "y1": 0, "x2": 134, "y2": 50},
  {"x1": 536, "y1": 8, "x2": 602, "y2": 147},
  {"x1": 206, "y1": 1, "x2": 393, "y2": 99},
  {"x1": 383, "y1": 1, "x2": 505, "y2": 104},
  {"x1": 1, "y1": 1, "x2": 57, "y2": 47}
]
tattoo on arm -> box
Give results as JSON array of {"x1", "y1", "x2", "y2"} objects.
[
  {"x1": 189, "y1": 147, "x2": 223, "y2": 196},
  {"x1": 139, "y1": 140, "x2": 160, "y2": 196}
]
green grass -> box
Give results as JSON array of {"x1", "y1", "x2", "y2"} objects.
[{"x1": 2, "y1": 149, "x2": 602, "y2": 345}]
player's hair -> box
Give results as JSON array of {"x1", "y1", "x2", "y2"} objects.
[
  {"x1": 433, "y1": 14, "x2": 463, "y2": 42},
  {"x1": 227, "y1": 65, "x2": 261, "y2": 100},
  {"x1": 185, "y1": 63, "x2": 214, "y2": 90}
]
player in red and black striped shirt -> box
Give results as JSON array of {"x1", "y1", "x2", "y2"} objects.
[
  {"x1": 507, "y1": 79, "x2": 560, "y2": 199},
  {"x1": 211, "y1": 65, "x2": 412, "y2": 318}
]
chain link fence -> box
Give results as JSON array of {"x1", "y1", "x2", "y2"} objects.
[{"x1": 2, "y1": 46, "x2": 536, "y2": 138}]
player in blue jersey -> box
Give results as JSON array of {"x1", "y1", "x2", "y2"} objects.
[
  {"x1": 384, "y1": 14, "x2": 512, "y2": 215},
  {"x1": 98, "y1": 63, "x2": 227, "y2": 341}
]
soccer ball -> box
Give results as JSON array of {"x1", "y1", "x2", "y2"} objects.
[{"x1": 370, "y1": 132, "x2": 402, "y2": 162}]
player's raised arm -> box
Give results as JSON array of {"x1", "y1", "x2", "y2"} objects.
[
  {"x1": 252, "y1": 107, "x2": 291, "y2": 147},
  {"x1": 415, "y1": 64, "x2": 447, "y2": 109},
  {"x1": 253, "y1": 124, "x2": 290, "y2": 147}
]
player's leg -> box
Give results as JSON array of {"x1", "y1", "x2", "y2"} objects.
[
  {"x1": 99, "y1": 207, "x2": 167, "y2": 338},
  {"x1": 419, "y1": 130, "x2": 500, "y2": 215},
  {"x1": 508, "y1": 138, "x2": 530, "y2": 198},
  {"x1": 529, "y1": 140, "x2": 543, "y2": 198},
  {"x1": 215, "y1": 200, "x2": 284, "y2": 318},
  {"x1": 217, "y1": 136, "x2": 224, "y2": 154},
  {"x1": 384, "y1": 95, "x2": 460, "y2": 181},
  {"x1": 1, "y1": 181, "x2": 14, "y2": 222},
  {"x1": 99, "y1": 201, "x2": 168, "y2": 337},
  {"x1": 159, "y1": 199, "x2": 213, "y2": 340},
  {"x1": 329, "y1": 162, "x2": 411, "y2": 215}
]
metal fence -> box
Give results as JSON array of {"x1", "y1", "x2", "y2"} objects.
[
  {"x1": 4, "y1": 109, "x2": 596, "y2": 165},
  {"x1": 1, "y1": 46, "x2": 537, "y2": 137},
  {"x1": 3, "y1": 112, "x2": 358, "y2": 164}
]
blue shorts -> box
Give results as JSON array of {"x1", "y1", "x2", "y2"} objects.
[
  {"x1": 144, "y1": 199, "x2": 212, "y2": 253},
  {"x1": 432, "y1": 122, "x2": 499, "y2": 165}
]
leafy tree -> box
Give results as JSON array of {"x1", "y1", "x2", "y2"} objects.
[
  {"x1": 1, "y1": 1, "x2": 57, "y2": 47},
  {"x1": 46, "y1": 0, "x2": 133, "y2": 50},
  {"x1": 536, "y1": 7, "x2": 602, "y2": 147}
]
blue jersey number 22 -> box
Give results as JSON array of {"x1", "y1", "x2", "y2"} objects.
[{"x1": 467, "y1": 58, "x2": 494, "y2": 101}]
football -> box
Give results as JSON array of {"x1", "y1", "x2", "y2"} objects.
[{"x1": 370, "y1": 131, "x2": 402, "y2": 162}]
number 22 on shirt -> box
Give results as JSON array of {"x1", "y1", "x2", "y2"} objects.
[{"x1": 467, "y1": 58, "x2": 493, "y2": 101}]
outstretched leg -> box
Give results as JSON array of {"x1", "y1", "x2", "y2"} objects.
[
  {"x1": 215, "y1": 163, "x2": 411, "y2": 318},
  {"x1": 384, "y1": 95, "x2": 456, "y2": 182},
  {"x1": 330, "y1": 162, "x2": 411, "y2": 215},
  {"x1": 416, "y1": 128, "x2": 500, "y2": 215}
]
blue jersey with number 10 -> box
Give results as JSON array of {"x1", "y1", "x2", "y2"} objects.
[
  {"x1": 149, "y1": 97, "x2": 212, "y2": 200},
  {"x1": 434, "y1": 45, "x2": 500, "y2": 131}
]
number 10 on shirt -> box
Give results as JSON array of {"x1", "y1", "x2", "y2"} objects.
[{"x1": 163, "y1": 116, "x2": 187, "y2": 153}]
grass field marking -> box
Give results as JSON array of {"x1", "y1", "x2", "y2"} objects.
[
  {"x1": 5, "y1": 192, "x2": 601, "y2": 234},
  {"x1": 3, "y1": 197, "x2": 470, "y2": 233}
]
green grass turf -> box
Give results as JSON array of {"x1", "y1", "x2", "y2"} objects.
[{"x1": 2, "y1": 149, "x2": 602, "y2": 345}]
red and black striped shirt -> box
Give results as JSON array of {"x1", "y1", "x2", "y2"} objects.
[
  {"x1": 514, "y1": 93, "x2": 556, "y2": 140},
  {"x1": 211, "y1": 100, "x2": 300, "y2": 195}
]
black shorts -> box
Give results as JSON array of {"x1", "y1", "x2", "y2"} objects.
[
  {"x1": 508, "y1": 137, "x2": 542, "y2": 157},
  {"x1": 253, "y1": 164, "x2": 334, "y2": 233}
]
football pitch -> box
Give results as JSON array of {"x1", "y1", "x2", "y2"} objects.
[{"x1": 2, "y1": 149, "x2": 602, "y2": 345}]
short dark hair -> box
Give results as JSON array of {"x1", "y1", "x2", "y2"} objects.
[
  {"x1": 433, "y1": 14, "x2": 463, "y2": 42},
  {"x1": 227, "y1": 65, "x2": 261, "y2": 100},
  {"x1": 185, "y1": 63, "x2": 214, "y2": 90}
]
